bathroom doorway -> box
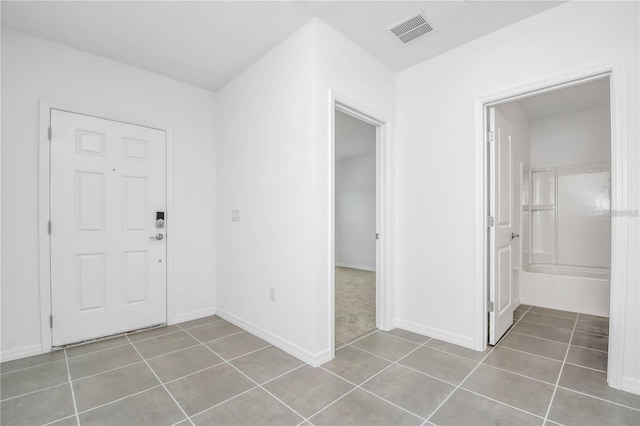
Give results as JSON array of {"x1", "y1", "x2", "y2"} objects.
[{"x1": 485, "y1": 75, "x2": 614, "y2": 374}]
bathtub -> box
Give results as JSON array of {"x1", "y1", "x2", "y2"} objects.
[{"x1": 520, "y1": 264, "x2": 610, "y2": 317}]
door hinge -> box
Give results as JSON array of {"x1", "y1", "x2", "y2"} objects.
[
  {"x1": 487, "y1": 130, "x2": 494, "y2": 143},
  {"x1": 48, "y1": 221, "x2": 52, "y2": 235},
  {"x1": 48, "y1": 127, "x2": 52, "y2": 142},
  {"x1": 375, "y1": 233, "x2": 380, "y2": 240},
  {"x1": 487, "y1": 216, "x2": 495, "y2": 227},
  {"x1": 488, "y1": 301, "x2": 495, "y2": 313},
  {"x1": 50, "y1": 315, "x2": 53, "y2": 328}
]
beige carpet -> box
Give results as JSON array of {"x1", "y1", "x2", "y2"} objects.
[{"x1": 335, "y1": 266, "x2": 376, "y2": 347}]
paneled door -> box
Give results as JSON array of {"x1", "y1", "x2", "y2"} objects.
[
  {"x1": 50, "y1": 110, "x2": 167, "y2": 346},
  {"x1": 488, "y1": 107, "x2": 515, "y2": 345}
]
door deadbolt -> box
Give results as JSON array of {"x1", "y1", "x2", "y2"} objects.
[{"x1": 156, "y1": 212, "x2": 165, "y2": 228}]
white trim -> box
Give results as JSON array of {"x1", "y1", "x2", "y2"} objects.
[
  {"x1": 395, "y1": 319, "x2": 475, "y2": 349},
  {"x1": 474, "y1": 62, "x2": 629, "y2": 389},
  {"x1": 335, "y1": 263, "x2": 376, "y2": 272},
  {"x1": 216, "y1": 308, "x2": 331, "y2": 367},
  {"x1": 38, "y1": 99, "x2": 175, "y2": 356},
  {"x1": 621, "y1": 377, "x2": 640, "y2": 396},
  {"x1": 0, "y1": 344, "x2": 44, "y2": 363},
  {"x1": 330, "y1": 91, "x2": 396, "y2": 362},
  {"x1": 172, "y1": 308, "x2": 217, "y2": 326}
]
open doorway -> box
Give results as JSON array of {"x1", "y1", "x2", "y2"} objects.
[
  {"x1": 485, "y1": 75, "x2": 616, "y2": 376},
  {"x1": 334, "y1": 110, "x2": 377, "y2": 347}
]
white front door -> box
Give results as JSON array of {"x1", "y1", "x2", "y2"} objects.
[
  {"x1": 50, "y1": 110, "x2": 167, "y2": 346},
  {"x1": 489, "y1": 107, "x2": 515, "y2": 345}
]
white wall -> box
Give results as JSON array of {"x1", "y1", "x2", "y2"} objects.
[
  {"x1": 335, "y1": 154, "x2": 376, "y2": 270},
  {"x1": 1, "y1": 29, "x2": 217, "y2": 359},
  {"x1": 531, "y1": 106, "x2": 611, "y2": 167},
  {"x1": 214, "y1": 21, "x2": 320, "y2": 362},
  {"x1": 215, "y1": 18, "x2": 395, "y2": 364},
  {"x1": 395, "y1": 1, "x2": 639, "y2": 392}
]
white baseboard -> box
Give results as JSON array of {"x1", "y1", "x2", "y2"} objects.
[
  {"x1": 171, "y1": 307, "x2": 217, "y2": 325},
  {"x1": 395, "y1": 319, "x2": 475, "y2": 350},
  {"x1": 1, "y1": 344, "x2": 43, "y2": 363},
  {"x1": 622, "y1": 376, "x2": 640, "y2": 395},
  {"x1": 216, "y1": 308, "x2": 332, "y2": 367},
  {"x1": 335, "y1": 263, "x2": 376, "y2": 272}
]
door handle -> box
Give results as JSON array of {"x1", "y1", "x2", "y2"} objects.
[
  {"x1": 150, "y1": 233, "x2": 164, "y2": 240},
  {"x1": 511, "y1": 233, "x2": 520, "y2": 240}
]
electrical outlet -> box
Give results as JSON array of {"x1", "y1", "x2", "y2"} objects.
[{"x1": 269, "y1": 286, "x2": 276, "y2": 302}]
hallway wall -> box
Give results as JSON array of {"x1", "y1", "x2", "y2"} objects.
[
  {"x1": 1, "y1": 29, "x2": 217, "y2": 360},
  {"x1": 395, "y1": 1, "x2": 639, "y2": 392}
]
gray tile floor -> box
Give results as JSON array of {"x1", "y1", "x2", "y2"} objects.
[{"x1": 2, "y1": 306, "x2": 639, "y2": 425}]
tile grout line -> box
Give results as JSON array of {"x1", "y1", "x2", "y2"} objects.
[
  {"x1": 543, "y1": 311, "x2": 580, "y2": 423},
  {"x1": 336, "y1": 328, "x2": 380, "y2": 349},
  {"x1": 161, "y1": 361, "x2": 227, "y2": 386},
  {"x1": 518, "y1": 319, "x2": 575, "y2": 332},
  {"x1": 336, "y1": 328, "x2": 379, "y2": 349},
  {"x1": 414, "y1": 343, "x2": 490, "y2": 364},
  {"x1": 424, "y1": 304, "x2": 534, "y2": 426},
  {"x1": 42, "y1": 414, "x2": 77, "y2": 426},
  {"x1": 124, "y1": 335, "x2": 196, "y2": 426},
  {"x1": 424, "y1": 344, "x2": 497, "y2": 425},
  {"x1": 555, "y1": 385, "x2": 640, "y2": 412},
  {"x1": 68, "y1": 360, "x2": 147, "y2": 384},
  {"x1": 176, "y1": 323, "x2": 309, "y2": 424},
  {"x1": 567, "y1": 342, "x2": 609, "y2": 353},
  {"x1": 527, "y1": 308, "x2": 580, "y2": 320},
  {"x1": 143, "y1": 343, "x2": 203, "y2": 361},
  {"x1": 341, "y1": 338, "x2": 481, "y2": 388},
  {"x1": 192, "y1": 329, "x2": 247, "y2": 346},
  {"x1": 343, "y1": 343, "x2": 460, "y2": 388},
  {"x1": 378, "y1": 330, "x2": 432, "y2": 346},
  {"x1": 457, "y1": 386, "x2": 546, "y2": 421},
  {"x1": 563, "y1": 361, "x2": 607, "y2": 374},
  {"x1": 224, "y1": 344, "x2": 273, "y2": 362},
  {"x1": 0, "y1": 381, "x2": 71, "y2": 403},
  {"x1": 478, "y1": 362, "x2": 559, "y2": 387},
  {"x1": 318, "y1": 364, "x2": 428, "y2": 422},
  {"x1": 494, "y1": 344, "x2": 565, "y2": 364},
  {"x1": 74, "y1": 384, "x2": 165, "y2": 416},
  {"x1": 306, "y1": 334, "x2": 437, "y2": 423},
  {"x1": 508, "y1": 330, "x2": 571, "y2": 345},
  {"x1": 183, "y1": 385, "x2": 261, "y2": 421},
  {"x1": 0, "y1": 355, "x2": 67, "y2": 376},
  {"x1": 63, "y1": 348, "x2": 81, "y2": 426}
]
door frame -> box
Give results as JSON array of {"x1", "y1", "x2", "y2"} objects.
[
  {"x1": 474, "y1": 61, "x2": 629, "y2": 389},
  {"x1": 329, "y1": 92, "x2": 394, "y2": 358},
  {"x1": 38, "y1": 99, "x2": 174, "y2": 353}
]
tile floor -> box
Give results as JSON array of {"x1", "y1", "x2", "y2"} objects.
[{"x1": 2, "y1": 306, "x2": 639, "y2": 425}]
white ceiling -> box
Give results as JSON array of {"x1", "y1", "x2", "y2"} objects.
[
  {"x1": 516, "y1": 77, "x2": 610, "y2": 120},
  {"x1": 1, "y1": 1, "x2": 564, "y2": 92}
]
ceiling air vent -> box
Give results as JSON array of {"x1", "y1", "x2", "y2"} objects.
[{"x1": 387, "y1": 12, "x2": 434, "y2": 45}]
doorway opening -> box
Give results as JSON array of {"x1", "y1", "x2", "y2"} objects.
[
  {"x1": 483, "y1": 72, "x2": 623, "y2": 383},
  {"x1": 332, "y1": 100, "x2": 387, "y2": 350},
  {"x1": 333, "y1": 109, "x2": 377, "y2": 347}
]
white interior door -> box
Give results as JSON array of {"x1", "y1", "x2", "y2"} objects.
[
  {"x1": 50, "y1": 110, "x2": 167, "y2": 346},
  {"x1": 489, "y1": 107, "x2": 515, "y2": 345}
]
